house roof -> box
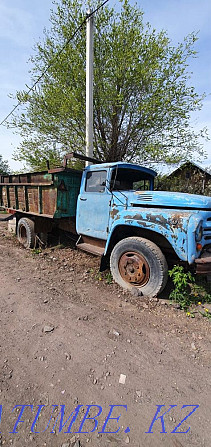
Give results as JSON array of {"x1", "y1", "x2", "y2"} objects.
[{"x1": 168, "y1": 161, "x2": 211, "y2": 178}]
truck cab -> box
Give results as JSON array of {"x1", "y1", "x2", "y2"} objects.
[
  {"x1": 77, "y1": 162, "x2": 155, "y2": 239},
  {"x1": 77, "y1": 162, "x2": 211, "y2": 296}
]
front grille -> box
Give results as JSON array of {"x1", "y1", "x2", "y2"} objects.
[
  {"x1": 135, "y1": 194, "x2": 153, "y2": 202},
  {"x1": 203, "y1": 218, "x2": 211, "y2": 242}
]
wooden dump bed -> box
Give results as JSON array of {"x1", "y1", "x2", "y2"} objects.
[{"x1": 0, "y1": 168, "x2": 82, "y2": 219}]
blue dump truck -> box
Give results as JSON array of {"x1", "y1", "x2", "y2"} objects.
[{"x1": 1, "y1": 152, "x2": 211, "y2": 296}]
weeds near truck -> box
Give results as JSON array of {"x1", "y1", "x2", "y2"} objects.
[
  {"x1": 169, "y1": 265, "x2": 195, "y2": 311},
  {"x1": 31, "y1": 248, "x2": 42, "y2": 255},
  {"x1": 199, "y1": 308, "x2": 211, "y2": 320},
  {"x1": 94, "y1": 270, "x2": 113, "y2": 284},
  {"x1": 191, "y1": 281, "x2": 211, "y2": 304},
  {"x1": 105, "y1": 272, "x2": 113, "y2": 284},
  {"x1": 169, "y1": 265, "x2": 211, "y2": 316}
]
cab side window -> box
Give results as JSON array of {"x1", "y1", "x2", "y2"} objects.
[{"x1": 85, "y1": 170, "x2": 107, "y2": 193}]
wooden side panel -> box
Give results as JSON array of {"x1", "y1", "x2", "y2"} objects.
[
  {"x1": 42, "y1": 188, "x2": 57, "y2": 216},
  {"x1": 27, "y1": 188, "x2": 39, "y2": 213},
  {"x1": 2, "y1": 176, "x2": 9, "y2": 183},
  {"x1": 19, "y1": 175, "x2": 28, "y2": 183},
  {"x1": 1, "y1": 169, "x2": 82, "y2": 219},
  {"x1": 30, "y1": 173, "x2": 52, "y2": 184},
  {"x1": 9, "y1": 186, "x2": 16, "y2": 208},
  {"x1": 17, "y1": 186, "x2": 26, "y2": 211}
]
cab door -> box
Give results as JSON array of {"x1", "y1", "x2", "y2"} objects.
[{"x1": 76, "y1": 169, "x2": 111, "y2": 240}]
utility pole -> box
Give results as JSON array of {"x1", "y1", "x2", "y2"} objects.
[{"x1": 86, "y1": 9, "x2": 94, "y2": 166}]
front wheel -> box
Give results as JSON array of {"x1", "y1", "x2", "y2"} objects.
[{"x1": 110, "y1": 237, "x2": 168, "y2": 296}]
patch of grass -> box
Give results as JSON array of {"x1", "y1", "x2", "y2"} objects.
[
  {"x1": 105, "y1": 271, "x2": 113, "y2": 284},
  {"x1": 192, "y1": 278, "x2": 211, "y2": 303},
  {"x1": 191, "y1": 285, "x2": 211, "y2": 304},
  {"x1": 31, "y1": 248, "x2": 42, "y2": 255},
  {"x1": 199, "y1": 308, "x2": 211, "y2": 320},
  {"x1": 96, "y1": 272, "x2": 103, "y2": 281},
  {"x1": 95, "y1": 270, "x2": 113, "y2": 284}
]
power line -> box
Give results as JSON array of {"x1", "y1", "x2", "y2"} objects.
[{"x1": 0, "y1": 0, "x2": 109, "y2": 127}]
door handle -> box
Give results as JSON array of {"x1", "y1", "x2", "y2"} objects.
[{"x1": 80, "y1": 197, "x2": 87, "y2": 201}]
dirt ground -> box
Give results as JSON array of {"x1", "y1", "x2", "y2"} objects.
[{"x1": 0, "y1": 220, "x2": 211, "y2": 447}]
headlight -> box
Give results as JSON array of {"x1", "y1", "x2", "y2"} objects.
[{"x1": 195, "y1": 221, "x2": 203, "y2": 242}]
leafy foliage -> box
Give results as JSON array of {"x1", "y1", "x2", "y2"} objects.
[
  {"x1": 11, "y1": 0, "x2": 207, "y2": 170},
  {"x1": 169, "y1": 265, "x2": 211, "y2": 313},
  {"x1": 0, "y1": 155, "x2": 10, "y2": 175},
  {"x1": 169, "y1": 265, "x2": 195, "y2": 311}
]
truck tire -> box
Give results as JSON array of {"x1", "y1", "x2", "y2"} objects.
[
  {"x1": 17, "y1": 218, "x2": 35, "y2": 249},
  {"x1": 110, "y1": 236, "x2": 168, "y2": 296}
]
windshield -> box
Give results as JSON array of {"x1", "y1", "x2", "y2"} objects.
[{"x1": 110, "y1": 168, "x2": 153, "y2": 191}]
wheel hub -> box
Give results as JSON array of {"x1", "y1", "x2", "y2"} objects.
[{"x1": 118, "y1": 251, "x2": 150, "y2": 286}]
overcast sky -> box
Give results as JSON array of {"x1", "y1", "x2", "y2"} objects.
[{"x1": 0, "y1": 0, "x2": 210, "y2": 171}]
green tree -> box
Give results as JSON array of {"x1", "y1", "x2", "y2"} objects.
[
  {"x1": 11, "y1": 0, "x2": 207, "y2": 170},
  {"x1": 0, "y1": 155, "x2": 10, "y2": 175}
]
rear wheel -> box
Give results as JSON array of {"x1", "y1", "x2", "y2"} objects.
[
  {"x1": 17, "y1": 218, "x2": 35, "y2": 249},
  {"x1": 110, "y1": 236, "x2": 168, "y2": 296}
]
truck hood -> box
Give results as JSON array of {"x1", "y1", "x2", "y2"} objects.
[{"x1": 126, "y1": 190, "x2": 211, "y2": 210}]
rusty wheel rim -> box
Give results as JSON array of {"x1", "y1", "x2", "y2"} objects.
[{"x1": 118, "y1": 251, "x2": 150, "y2": 287}]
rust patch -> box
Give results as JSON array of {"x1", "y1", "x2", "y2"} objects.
[
  {"x1": 125, "y1": 213, "x2": 169, "y2": 228},
  {"x1": 110, "y1": 207, "x2": 119, "y2": 219},
  {"x1": 146, "y1": 213, "x2": 169, "y2": 227},
  {"x1": 125, "y1": 214, "x2": 143, "y2": 221},
  {"x1": 125, "y1": 211, "x2": 188, "y2": 235},
  {"x1": 42, "y1": 188, "x2": 57, "y2": 216},
  {"x1": 119, "y1": 251, "x2": 150, "y2": 286}
]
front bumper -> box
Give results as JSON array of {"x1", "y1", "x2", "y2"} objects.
[{"x1": 195, "y1": 256, "x2": 211, "y2": 274}]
